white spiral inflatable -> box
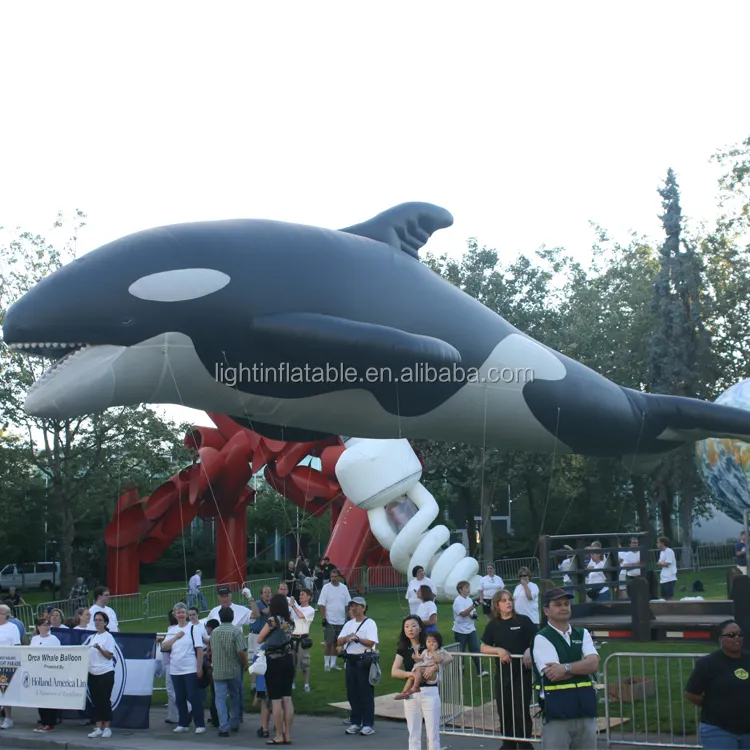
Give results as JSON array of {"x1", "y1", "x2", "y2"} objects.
[{"x1": 335, "y1": 437, "x2": 481, "y2": 601}]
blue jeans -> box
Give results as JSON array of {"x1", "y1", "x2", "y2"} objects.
[
  {"x1": 214, "y1": 676, "x2": 242, "y2": 733},
  {"x1": 188, "y1": 591, "x2": 208, "y2": 610},
  {"x1": 454, "y1": 629, "x2": 482, "y2": 675},
  {"x1": 700, "y1": 722, "x2": 750, "y2": 749},
  {"x1": 171, "y1": 672, "x2": 205, "y2": 728}
]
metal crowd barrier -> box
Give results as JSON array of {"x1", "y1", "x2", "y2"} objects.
[
  {"x1": 438, "y1": 649, "x2": 540, "y2": 745},
  {"x1": 366, "y1": 566, "x2": 408, "y2": 591},
  {"x1": 604, "y1": 651, "x2": 704, "y2": 748},
  {"x1": 491, "y1": 557, "x2": 541, "y2": 584},
  {"x1": 12, "y1": 603, "x2": 36, "y2": 631},
  {"x1": 695, "y1": 543, "x2": 737, "y2": 570}
]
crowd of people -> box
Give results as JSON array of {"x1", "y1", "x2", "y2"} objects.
[{"x1": 2, "y1": 539, "x2": 748, "y2": 748}]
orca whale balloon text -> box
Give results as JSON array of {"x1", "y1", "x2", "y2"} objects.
[{"x1": 5, "y1": 202, "x2": 750, "y2": 465}]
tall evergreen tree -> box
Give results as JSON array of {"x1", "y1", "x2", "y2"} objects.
[{"x1": 647, "y1": 168, "x2": 714, "y2": 561}]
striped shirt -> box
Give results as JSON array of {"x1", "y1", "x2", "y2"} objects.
[{"x1": 209, "y1": 623, "x2": 247, "y2": 681}]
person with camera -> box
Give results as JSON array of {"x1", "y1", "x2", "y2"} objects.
[
  {"x1": 337, "y1": 597, "x2": 379, "y2": 737},
  {"x1": 290, "y1": 587, "x2": 315, "y2": 692},
  {"x1": 452, "y1": 580, "x2": 488, "y2": 677}
]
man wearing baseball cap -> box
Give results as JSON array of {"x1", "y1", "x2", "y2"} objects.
[
  {"x1": 337, "y1": 597, "x2": 379, "y2": 737},
  {"x1": 530, "y1": 588, "x2": 599, "y2": 748}
]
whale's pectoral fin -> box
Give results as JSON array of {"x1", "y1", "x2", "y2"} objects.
[
  {"x1": 252, "y1": 312, "x2": 461, "y2": 368},
  {"x1": 633, "y1": 390, "x2": 750, "y2": 443},
  {"x1": 339, "y1": 202, "x2": 453, "y2": 258}
]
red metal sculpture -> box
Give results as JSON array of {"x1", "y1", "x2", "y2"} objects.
[{"x1": 104, "y1": 413, "x2": 394, "y2": 594}]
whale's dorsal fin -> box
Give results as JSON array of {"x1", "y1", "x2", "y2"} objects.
[{"x1": 339, "y1": 202, "x2": 453, "y2": 258}]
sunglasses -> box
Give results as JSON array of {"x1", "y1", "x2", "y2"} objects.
[{"x1": 723, "y1": 632, "x2": 744, "y2": 639}]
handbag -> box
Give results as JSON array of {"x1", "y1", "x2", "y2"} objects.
[
  {"x1": 300, "y1": 636, "x2": 313, "y2": 650},
  {"x1": 368, "y1": 653, "x2": 382, "y2": 686},
  {"x1": 249, "y1": 651, "x2": 267, "y2": 676}
]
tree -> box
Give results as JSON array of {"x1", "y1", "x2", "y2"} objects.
[
  {"x1": 0, "y1": 215, "x2": 192, "y2": 588},
  {"x1": 646, "y1": 169, "x2": 715, "y2": 564}
]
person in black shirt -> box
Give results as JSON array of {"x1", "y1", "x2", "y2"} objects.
[
  {"x1": 480, "y1": 588, "x2": 537, "y2": 750},
  {"x1": 685, "y1": 619, "x2": 750, "y2": 748},
  {"x1": 6, "y1": 587, "x2": 26, "y2": 616}
]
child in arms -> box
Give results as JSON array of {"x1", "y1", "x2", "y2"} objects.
[{"x1": 395, "y1": 631, "x2": 452, "y2": 700}]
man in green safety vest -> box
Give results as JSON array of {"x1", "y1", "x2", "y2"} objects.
[{"x1": 531, "y1": 588, "x2": 599, "y2": 749}]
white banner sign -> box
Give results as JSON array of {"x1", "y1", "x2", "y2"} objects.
[{"x1": 0, "y1": 646, "x2": 91, "y2": 709}]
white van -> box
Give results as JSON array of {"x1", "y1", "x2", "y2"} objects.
[{"x1": 0, "y1": 562, "x2": 62, "y2": 591}]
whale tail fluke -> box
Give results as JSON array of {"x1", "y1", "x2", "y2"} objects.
[{"x1": 626, "y1": 388, "x2": 750, "y2": 444}]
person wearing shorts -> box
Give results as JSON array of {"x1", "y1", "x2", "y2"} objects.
[{"x1": 318, "y1": 569, "x2": 350, "y2": 672}]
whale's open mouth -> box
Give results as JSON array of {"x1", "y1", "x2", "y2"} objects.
[{"x1": 7, "y1": 341, "x2": 94, "y2": 394}]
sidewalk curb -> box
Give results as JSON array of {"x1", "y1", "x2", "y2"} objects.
[{"x1": 0, "y1": 737, "x2": 86, "y2": 750}]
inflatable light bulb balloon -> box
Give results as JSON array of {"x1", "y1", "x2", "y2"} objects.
[{"x1": 335, "y1": 437, "x2": 481, "y2": 601}]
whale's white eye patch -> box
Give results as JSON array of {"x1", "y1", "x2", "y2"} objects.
[{"x1": 128, "y1": 269, "x2": 230, "y2": 302}]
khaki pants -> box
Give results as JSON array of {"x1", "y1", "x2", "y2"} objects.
[{"x1": 542, "y1": 717, "x2": 597, "y2": 749}]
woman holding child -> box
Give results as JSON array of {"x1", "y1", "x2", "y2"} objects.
[{"x1": 391, "y1": 615, "x2": 451, "y2": 750}]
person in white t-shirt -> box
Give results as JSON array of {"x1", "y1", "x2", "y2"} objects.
[
  {"x1": 585, "y1": 542, "x2": 611, "y2": 601},
  {"x1": 512, "y1": 567, "x2": 540, "y2": 624},
  {"x1": 558, "y1": 546, "x2": 575, "y2": 589},
  {"x1": 206, "y1": 586, "x2": 255, "y2": 628},
  {"x1": 452, "y1": 580, "x2": 487, "y2": 677},
  {"x1": 0, "y1": 603, "x2": 21, "y2": 729},
  {"x1": 290, "y1": 587, "x2": 316, "y2": 691},
  {"x1": 405, "y1": 566, "x2": 437, "y2": 616},
  {"x1": 318, "y1": 569, "x2": 351, "y2": 671},
  {"x1": 87, "y1": 587, "x2": 119, "y2": 632},
  {"x1": 337, "y1": 598, "x2": 379, "y2": 737},
  {"x1": 657, "y1": 536, "x2": 678, "y2": 600},
  {"x1": 49, "y1": 608, "x2": 69, "y2": 630},
  {"x1": 415, "y1": 585, "x2": 438, "y2": 634},
  {"x1": 160, "y1": 602, "x2": 206, "y2": 734},
  {"x1": 30, "y1": 616, "x2": 62, "y2": 732},
  {"x1": 620, "y1": 536, "x2": 643, "y2": 597},
  {"x1": 86, "y1": 610, "x2": 117, "y2": 739},
  {"x1": 479, "y1": 565, "x2": 505, "y2": 616},
  {"x1": 188, "y1": 607, "x2": 210, "y2": 645}
]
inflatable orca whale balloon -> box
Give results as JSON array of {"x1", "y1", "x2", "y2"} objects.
[{"x1": 5, "y1": 201, "x2": 750, "y2": 465}]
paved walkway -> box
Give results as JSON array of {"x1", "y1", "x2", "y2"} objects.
[{"x1": 0, "y1": 706, "x2": 505, "y2": 750}]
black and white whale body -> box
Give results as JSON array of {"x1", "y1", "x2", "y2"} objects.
[{"x1": 4, "y1": 201, "x2": 750, "y2": 464}]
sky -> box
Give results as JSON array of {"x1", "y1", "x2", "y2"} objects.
[{"x1": 2, "y1": 2, "x2": 750, "y2": 430}]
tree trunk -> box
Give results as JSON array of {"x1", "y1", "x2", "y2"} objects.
[
  {"x1": 460, "y1": 485, "x2": 479, "y2": 558},
  {"x1": 632, "y1": 477, "x2": 655, "y2": 543},
  {"x1": 678, "y1": 451, "x2": 695, "y2": 569},
  {"x1": 59, "y1": 493, "x2": 75, "y2": 593},
  {"x1": 481, "y1": 475, "x2": 494, "y2": 566},
  {"x1": 657, "y1": 481, "x2": 674, "y2": 541}
]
